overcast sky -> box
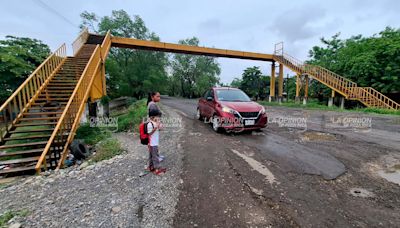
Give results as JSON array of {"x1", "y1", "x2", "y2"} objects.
[{"x1": 1, "y1": 0, "x2": 399, "y2": 83}]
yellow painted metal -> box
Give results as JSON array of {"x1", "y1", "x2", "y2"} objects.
[
  {"x1": 100, "y1": 31, "x2": 112, "y2": 61},
  {"x1": 273, "y1": 46, "x2": 399, "y2": 110},
  {"x1": 304, "y1": 75, "x2": 309, "y2": 98},
  {"x1": 89, "y1": 31, "x2": 112, "y2": 101},
  {"x1": 278, "y1": 63, "x2": 284, "y2": 97},
  {"x1": 72, "y1": 28, "x2": 89, "y2": 56},
  {"x1": 0, "y1": 44, "x2": 67, "y2": 143},
  {"x1": 36, "y1": 45, "x2": 103, "y2": 172},
  {"x1": 296, "y1": 74, "x2": 300, "y2": 97},
  {"x1": 270, "y1": 62, "x2": 276, "y2": 98},
  {"x1": 111, "y1": 36, "x2": 274, "y2": 61},
  {"x1": 331, "y1": 90, "x2": 335, "y2": 98}
]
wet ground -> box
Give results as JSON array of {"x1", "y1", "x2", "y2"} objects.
[{"x1": 162, "y1": 96, "x2": 400, "y2": 227}]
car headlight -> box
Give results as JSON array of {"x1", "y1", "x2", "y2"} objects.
[
  {"x1": 260, "y1": 106, "x2": 266, "y2": 114},
  {"x1": 222, "y1": 106, "x2": 236, "y2": 114}
]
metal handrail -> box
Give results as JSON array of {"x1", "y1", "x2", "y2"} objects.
[
  {"x1": 0, "y1": 44, "x2": 66, "y2": 143},
  {"x1": 72, "y1": 27, "x2": 89, "y2": 56},
  {"x1": 273, "y1": 47, "x2": 399, "y2": 109},
  {"x1": 100, "y1": 31, "x2": 112, "y2": 60},
  {"x1": 360, "y1": 87, "x2": 400, "y2": 109}
]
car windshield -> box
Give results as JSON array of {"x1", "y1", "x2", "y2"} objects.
[{"x1": 215, "y1": 89, "x2": 251, "y2": 102}]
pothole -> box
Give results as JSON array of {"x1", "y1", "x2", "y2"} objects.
[
  {"x1": 367, "y1": 155, "x2": 400, "y2": 186},
  {"x1": 299, "y1": 131, "x2": 337, "y2": 142},
  {"x1": 376, "y1": 166, "x2": 400, "y2": 186},
  {"x1": 349, "y1": 188, "x2": 375, "y2": 198}
]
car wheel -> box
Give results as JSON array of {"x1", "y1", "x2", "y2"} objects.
[
  {"x1": 196, "y1": 108, "x2": 202, "y2": 120},
  {"x1": 212, "y1": 115, "x2": 221, "y2": 133}
]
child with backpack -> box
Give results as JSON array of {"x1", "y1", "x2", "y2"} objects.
[
  {"x1": 147, "y1": 91, "x2": 164, "y2": 162},
  {"x1": 140, "y1": 109, "x2": 166, "y2": 175}
]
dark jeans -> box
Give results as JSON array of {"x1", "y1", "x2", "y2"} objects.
[{"x1": 148, "y1": 146, "x2": 160, "y2": 169}]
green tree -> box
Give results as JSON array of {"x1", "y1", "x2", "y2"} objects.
[
  {"x1": 80, "y1": 10, "x2": 168, "y2": 99},
  {"x1": 308, "y1": 27, "x2": 400, "y2": 94},
  {"x1": 170, "y1": 37, "x2": 220, "y2": 98},
  {"x1": 0, "y1": 36, "x2": 50, "y2": 103},
  {"x1": 235, "y1": 66, "x2": 269, "y2": 100},
  {"x1": 230, "y1": 77, "x2": 242, "y2": 88}
]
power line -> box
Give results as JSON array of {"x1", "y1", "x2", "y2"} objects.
[{"x1": 33, "y1": 0, "x2": 78, "y2": 28}]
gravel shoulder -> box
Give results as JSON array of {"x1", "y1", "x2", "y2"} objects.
[{"x1": 0, "y1": 106, "x2": 184, "y2": 228}]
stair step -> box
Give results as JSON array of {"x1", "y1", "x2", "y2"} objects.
[
  {"x1": 35, "y1": 98, "x2": 70, "y2": 101},
  {"x1": 38, "y1": 95, "x2": 71, "y2": 98},
  {"x1": 49, "y1": 80, "x2": 77, "y2": 83},
  {"x1": 4, "y1": 134, "x2": 51, "y2": 141},
  {"x1": 0, "y1": 148, "x2": 44, "y2": 157},
  {"x1": 9, "y1": 128, "x2": 55, "y2": 134},
  {"x1": 39, "y1": 90, "x2": 73, "y2": 93},
  {"x1": 51, "y1": 77, "x2": 78, "y2": 83},
  {"x1": 28, "y1": 106, "x2": 65, "y2": 110},
  {"x1": 61, "y1": 64, "x2": 87, "y2": 67},
  {"x1": 59, "y1": 69, "x2": 86, "y2": 71},
  {"x1": 44, "y1": 87, "x2": 75, "y2": 90},
  {"x1": 0, "y1": 141, "x2": 48, "y2": 150},
  {"x1": 36, "y1": 96, "x2": 71, "y2": 99},
  {"x1": 0, "y1": 157, "x2": 40, "y2": 166},
  {"x1": 48, "y1": 83, "x2": 77, "y2": 86},
  {"x1": 32, "y1": 102, "x2": 68, "y2": 106},
  {"x1": 46, "y1": 86, "x2": 76, "y2": 88},
  {"x1": 23, "y1": 112, "x2": 63, "y2": 116},
  {"x1": 14, "y1": 122, "x2": 58, "y2": 127},
  {"x1": 18, "y1": 117, "x2": 59, "y2": 121},
  {"x1": 0, "y1": 166, "x2": 36, "y2": 175},
  {"x1": 52, "y1": 78, "x2": 80, "y2": 81}
]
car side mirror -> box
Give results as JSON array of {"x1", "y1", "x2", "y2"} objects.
[
  {"x1": 251, "y1": 97, "x2": 256, "y2": 101},
  {"x1": 206, "y1": 96, "x2": 213, "y2": 101}
]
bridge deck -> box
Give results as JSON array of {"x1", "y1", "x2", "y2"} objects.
[{"x1": 111, "y1": 36, "x2": 274, "y2": 61}]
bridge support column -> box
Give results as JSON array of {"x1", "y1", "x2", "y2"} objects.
[
  {"x1": 295, "y1": 74, "x2": 300, "y2": 103},
  {"x1": 269, "y1": 62, "x2": 276, "y2": 102},
  {"x1": 278, "y1": 63, "x2": 284, "y2": 103},
  {"x1": 340, "y1": 96, "x2": 345, "y2": 109},
  {"x1": 303, "y1": 75, "x2": 309, "y2": 105},
  {"x1": 328, "y1": 90, "x2": 335, "y2": 107}
]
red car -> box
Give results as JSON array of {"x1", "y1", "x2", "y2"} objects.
[{"x1": 196, "y1": 87, "x2": 268, "y2": 132}]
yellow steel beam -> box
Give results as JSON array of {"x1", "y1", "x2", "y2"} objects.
[
  {"x1": 304, "y1": 75, "x2": 309, "y2": 98},
  {"x1": 111, "y1": 37, "x2": 274, "y2": 61},
  {"x1": 296, "y1": 74, "x2": 300, "y2": 97},
  {"x1": 278, "y1": 63, "x2": 284, "y2": 97},
  {"x1": 270, "y1": 62, "x2": 276, "y2": 98}
]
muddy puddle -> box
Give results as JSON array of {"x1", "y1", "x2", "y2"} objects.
[
  {"x1": 299, "y1": 131, "x2": 337, "y2": 142},
  {"x1": 368, "y1": 155, "x2": 400, "y2": 186}
]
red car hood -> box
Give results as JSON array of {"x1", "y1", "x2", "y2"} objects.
[{"x1": 219, "y1": 101, "x2": 262, "y2": 112}]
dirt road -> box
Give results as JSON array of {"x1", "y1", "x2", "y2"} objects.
[{"x1": 162, "y1": 96, "x2": 400, "y2": 227}]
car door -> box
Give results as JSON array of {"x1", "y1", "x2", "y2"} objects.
[
  {"x1": 198, "y1": 90, "x2": 208, "y2": 116},
  {"x1": 205, "y1": 89, "x2": 215, "y2": 118}
]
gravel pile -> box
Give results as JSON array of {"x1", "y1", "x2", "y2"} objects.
[{"x1": 0, "y1": 107, "x2": 184, "y2": 228}]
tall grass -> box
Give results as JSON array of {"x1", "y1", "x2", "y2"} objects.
[
  {"x1": 91, "y1": 138, "x2": 123, "y2": 163},
  {"x1": 75, "y1": 124, "x2": 111, "y2": 145},
  {"x1": 112, "y1": 99, "x2": 147, "y2": 132}
]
